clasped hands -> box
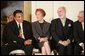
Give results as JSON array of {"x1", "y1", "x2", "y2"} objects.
[
  {"x1": 59, "y1": 39, "x2": 71, "y2": 47},
  {"x1": 38, "y1": 37, "x2": 48, "y2": 43},
  {"x1": 24, "y1": 39, "x2": 32, "y2": 46}
]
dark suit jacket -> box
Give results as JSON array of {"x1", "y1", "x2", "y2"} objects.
[
  {"x1": 32, "y1": 21, "x2": 50, "y2": 41},
  {"x1": 51, "y1": 18, "x2": 73, "y2": 44},
  {"x1": 3, "y1": 20, "x2": 33, "y2": 45},
  {"x1": 73, "y1": 21, "x2": 84, "y2": 44}
]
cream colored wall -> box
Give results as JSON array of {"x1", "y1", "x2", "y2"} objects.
[
  {"x1": 53, "y1": 1, "x2": 84, "y2": 22},
  {"x1": 24, "y1": 1, "x2": 31, "y2": 22},
  {"x1": 31, "y1": 1, "x2": 53, "y2": 23},
  {"x1": 32, "y1": 1, "x2": 84, "y2": 23}
]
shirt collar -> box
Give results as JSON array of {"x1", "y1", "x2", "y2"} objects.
[
  {"x1": 60, "y1": 17, "x2": 66, "y2": 22},
  {"x1": 15, "y1": 20, "x2": 22, "y2": 27}
]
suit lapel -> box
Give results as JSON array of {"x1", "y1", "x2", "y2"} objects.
[
  {"x1": 58, "y1": 19, "x2": 63, "y2": 28},
  {"x1": 79, "y1": 22, "x2": 84, "y2": 33},
  {"x1": 56, "y1": 19, "x2": 63, "y2": 34},
  {"x1": 13, "y1": 20, "x2": 19, "y2": 36},
  {"x1": 65, "y1": 19, "x2": 69, "y2": 28}
]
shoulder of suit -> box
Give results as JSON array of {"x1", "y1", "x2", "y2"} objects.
[
  {"x1": 23, "y1": 20, "x2": 31, "y2": 24},
  {"x1": 4, "y1": 20, "x2": 16, "y2": 29},
  {"x1": 51, "y1": 18, "x2": 59, "y2": 22},
  {"x1": 32, "y1": 21, "x2": 38, "y2": 26},
  {"x1": 6, "y1": 20, "x2": 15, "y2": 26},
  {"x1": 32, "y1": 21, "x2": 38, "y2": 23},
  {"x1": 46, "y1": 22, "x2": 50, "y2": 25},
  {"x1": 23, "y1": 20, "x2": 29, "y2": 23},
  {"x1": 74, "y1": 20, "x2": 80, "y2": 24},
  {"x1": 73, "y1": 21, "x2": 80, "y2": 27},
  {"x1": 44, "y1": 21, "x2": 50, "y2": 24},
  {"x1": 66, "y1": 18, "x2": 73, "y2": 22},
  {"x1": 32, "y1": 21, "x2": 38, "y2": 24}
]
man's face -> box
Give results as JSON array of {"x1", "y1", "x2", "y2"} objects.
[
  {"x1": 14, "y1": 13, "x2": 23, "y2": 23},
  {"x1": 78, "y1": 12, "x2": 84, "y2": 22},
  {"x1": 57, "y1": 7, "x2": 66, "y2": 19}
]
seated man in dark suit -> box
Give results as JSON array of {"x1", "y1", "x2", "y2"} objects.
[
  {"x1": 51, "y1": 7, "x2": 73, "y2": 55},
  {"x1": 74, "y1": 11, "x2": 84, "y2": 55},
  {"x1": 2, "y1": 10, "x2": 33, "y2": 55}
]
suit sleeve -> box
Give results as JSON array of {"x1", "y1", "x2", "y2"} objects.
[
  {"x1": 32, "y1": 23, "x2": 40, "y2": 41},
  {"x1": 2, "y1": 25, "x2": 7, "y2": 44},
  {"x1": 50, "y1": 20, "x2": 60, "y2": 43},
  {"x1": 6, "y1": 24, "x2": 25, "y2": 45},
  {"x1": 73, "y1": 23, "x2": 81, "y2": 44},
  {"x1": 26, "y1": 22, "x2": 33, "y2": 40}
]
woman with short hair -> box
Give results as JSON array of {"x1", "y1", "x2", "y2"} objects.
[{"x1": 32, "y1": 8, "x2": 51, "y2": 55}]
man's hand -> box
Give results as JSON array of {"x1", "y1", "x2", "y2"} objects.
[
  {"x1": 67, "y1": 39, "x2": 71, "y2": 44},
  {"x1": 64, "y1": 39, "x2": 71, "y2": 46},
  {"x1": 63, "y1": 41, "x2": 69, "y2": 46},
  {"x1": 62, "y1": 39, "x2": 70, "y2": 46},
  {"x1": 24, "y1": 39, "x2": 32, "y2": 46},
  {"x1": 79, "y1": 43, "x2": 84, "y2": 50},
  {"x1": 58, "y1": 40, "x2": 63, "y2": 44},
  {"x1": 58, "y1": 39, "x2": 70, "y2": 47},
  {"x1": 58, "y1": 40, "x2": 66, "y2": 46}
]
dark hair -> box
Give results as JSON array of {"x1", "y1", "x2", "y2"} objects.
[
  {"x1": 35, "y1": 8, "x2": 46, "y2": 17},
  {"x1": 13, "y1": 10, "x2": 23, "y2": 17}
]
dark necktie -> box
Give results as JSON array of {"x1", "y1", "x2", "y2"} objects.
[
  {"x1": 18, "y1": 24, "x2": 22, "y2": 38},
  {"x1": 19, "y1": 24, "x2": 21, "y2": 30}
]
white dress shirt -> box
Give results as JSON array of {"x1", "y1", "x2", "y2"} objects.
[
  {"x1": 82, "y1": 22, "x2": 84, "y2": 31},
  {"x1": 16, "y1": 21, "x2": 25, "y2": 39},
  {"x1": 60, "y1": 17, "x2": 66, "y2": 27}
]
